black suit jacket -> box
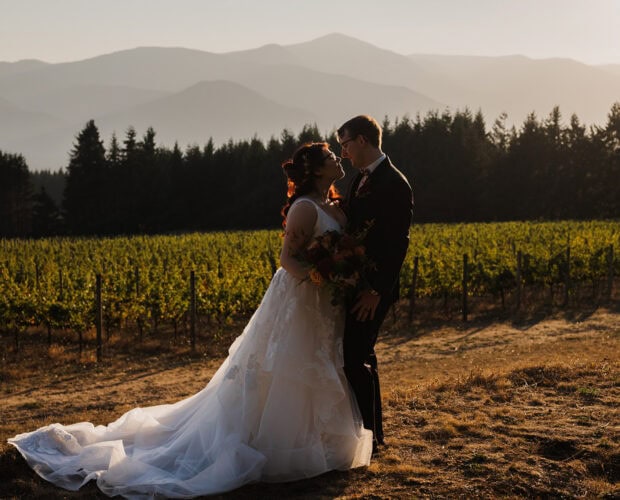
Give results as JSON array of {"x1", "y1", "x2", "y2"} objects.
[{"x1": 343, "y1": 156, "x2": 413, "y2": 304}]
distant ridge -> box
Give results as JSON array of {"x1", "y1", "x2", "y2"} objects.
[
  {"x1": 599, "y1": 64, "x2": 620, "y2": 77},
  {"x1": 1, "y1": 33, "x2": 619, "y2": 170},
  {"x1": 94, "y1": 80, "x2": 317, "y2": 147},
  {"x1": 0, "y1": 59, "x2": 49, "y2": 78}
]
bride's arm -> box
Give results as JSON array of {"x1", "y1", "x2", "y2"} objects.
[{"x1": 280, "y1": 201, "x2": 317, "y2": 280}]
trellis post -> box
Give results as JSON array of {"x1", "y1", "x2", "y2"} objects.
[{"x1": 462, "y1": 254, "x2": 469, "y2": 322}]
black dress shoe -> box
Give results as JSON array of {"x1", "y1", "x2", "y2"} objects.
[{"x1": 372, "y1": 440, "x2": 382, "y2": 456}]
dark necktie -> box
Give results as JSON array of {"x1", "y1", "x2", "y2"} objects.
[{"x1": 355, "y1": 168, "x2": 370, "y2": 195}]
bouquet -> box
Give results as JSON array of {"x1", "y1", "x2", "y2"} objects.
[{"x1": 299, "y1": 229, "x2": 374, "y2": 305}]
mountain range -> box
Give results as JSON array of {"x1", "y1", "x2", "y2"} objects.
[{"x1": 1, "y1": 33, "x2": 619, "y2": 171}]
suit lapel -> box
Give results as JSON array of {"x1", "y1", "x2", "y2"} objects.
[
  {"x1": 368, "y1": 157, "x2": 391, "y2": 186},
  {"x1": 351, "y1": 171, "x2": 364, "y2": 194},
  {"x1": 344, "y1": 170, "x2": 363, "y2": 213},
  {"x1": 345, "y1": 157, "x2": 393, "y2": 216},
  {"x1": 356, "y1": 157, "x2": 391, "y2": 197}
]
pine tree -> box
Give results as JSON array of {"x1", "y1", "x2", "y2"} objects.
[
  {"x1": 117, "y1": 126, "x2": 140, "y2": 233},
  {"x1": 135, "y1": 127, "x2": 160, "y2": 232},
  {"x1": 598, "y1": 102, "x2": 620, "y2": 217},
  {"x1": 62, "y1": 120, "x2": 109, "y2": 235},
  {"x1": 297, "y1": 124, "x2": 322, "y2": 144},
  {"x1": 0, "y1": 150, "x2": 32, "y2": 237},
  {"x1": 32, "y1": 186, "x2": 62, "y2": 237},
  {"x1": 107, "y1": 133, "x2": 121, "y2": 168}
]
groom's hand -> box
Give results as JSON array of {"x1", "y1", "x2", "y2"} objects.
[{"x1": 352, "y1": 290, "x2": 381, "y2": 322}]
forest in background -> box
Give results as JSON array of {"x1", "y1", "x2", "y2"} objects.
[{"x1": 1, "y1": 103, "x2": 619, "y2": 238}]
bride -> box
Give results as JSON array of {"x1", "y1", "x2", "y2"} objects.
[{"x1": 8, "y1": 142, "x2": 373, "y2": 498}]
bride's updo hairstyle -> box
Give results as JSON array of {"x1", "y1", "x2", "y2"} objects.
[{"x1": 281, "y1": 142, "x2": 341, "y2": 227}]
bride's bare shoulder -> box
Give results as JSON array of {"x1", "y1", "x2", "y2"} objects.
[{"x1": 286, "y1": 200, "x2": 318, "y2": 231}]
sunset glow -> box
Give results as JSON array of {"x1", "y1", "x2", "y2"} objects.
[{"x1": 1, "y1": 0, "x2": 619, "y2": 64}]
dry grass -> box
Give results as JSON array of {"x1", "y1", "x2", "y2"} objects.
[{"x1": 0, "y1": 307, "x2": 618, "y2": 499}]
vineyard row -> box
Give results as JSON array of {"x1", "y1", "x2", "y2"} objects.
[{"x1": 1, "y1": 221, "x2": 618, "y2": 352}]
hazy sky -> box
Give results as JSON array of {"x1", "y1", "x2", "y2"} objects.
[{"x1": 1, "y1": 0, "x2": 619, "y2": 65}]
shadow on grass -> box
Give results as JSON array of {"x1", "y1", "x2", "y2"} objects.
[
  {"x1": 0, "y1": 446, "x2": 359, "y2": 500},
  {"x1": 382, "y1": 292, "x2": 618, "y2": 345}
]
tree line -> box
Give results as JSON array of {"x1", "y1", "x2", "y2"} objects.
[{"x1": 1, "y1": 104, "x2": 619, "y2": 238}]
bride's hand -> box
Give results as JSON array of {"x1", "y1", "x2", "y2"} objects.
[{"x1": 351, "y1": 290, "x2": 380, "y2": 321}]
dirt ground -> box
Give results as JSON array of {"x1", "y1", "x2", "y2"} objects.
[{"x1": 0, "y1": 308, "x2": 618, "y2": 498}]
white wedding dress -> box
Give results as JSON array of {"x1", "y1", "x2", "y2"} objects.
[{"x1": 8, "y1": 197, "x2": 373, "y2": 499}]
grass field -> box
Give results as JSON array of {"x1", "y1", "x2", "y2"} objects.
[{"x1": 0, "y1": 304, "x2": 618, "y2": 498}]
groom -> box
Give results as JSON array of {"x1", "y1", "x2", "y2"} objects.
[{"x1": 338, "y1": 115, "x2": 413, "y2": 453}]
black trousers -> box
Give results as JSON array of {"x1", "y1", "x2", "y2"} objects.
[{"x1": 343, "y1": 299, "x2": 391, "y2": 444}]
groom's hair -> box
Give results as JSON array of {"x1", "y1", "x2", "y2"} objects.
[{"x1": 337, "y1": 115, "x2": 382, "y2": 149}]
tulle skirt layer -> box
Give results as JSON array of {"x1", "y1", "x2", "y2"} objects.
[{"x1": 9, "y1": 268, "x2": 373, "y2": 498}]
